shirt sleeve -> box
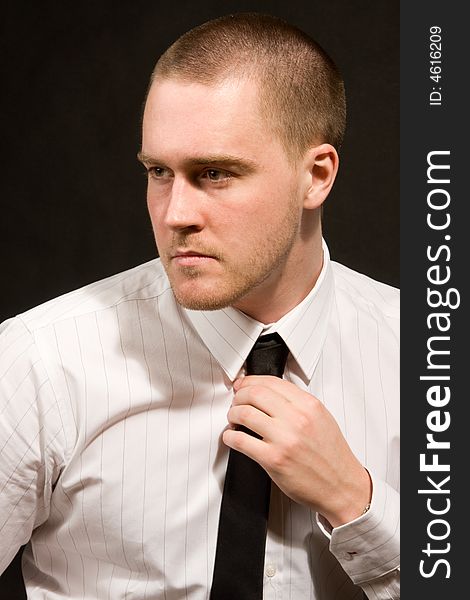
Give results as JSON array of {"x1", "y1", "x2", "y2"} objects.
[
  {"x1": 0, "y1": 317, "x2": 67, "y2": 574},
  {"x1": 317, "y1": 471, "x2": 400, "y2": 599}
]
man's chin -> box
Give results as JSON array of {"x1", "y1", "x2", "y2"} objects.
[
  {"x1": 172, "y1": 288, "x2": 234, "y2": 311},
  {"x1": 169, "y1": 277, "x2": 249, "y2": 312}
]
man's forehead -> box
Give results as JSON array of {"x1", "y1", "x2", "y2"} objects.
[
  {"x1": 141, "y1": 76, "x2": 279, "y2": 159},
  {"x1": 144, "y1": 75, "x2": 260, "y2": 115},
  {"x1": 141, "y1": 74, "x2": 297, "y2": 170}
]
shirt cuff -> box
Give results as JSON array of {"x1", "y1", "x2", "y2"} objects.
[{"x1": 316, "y1": 472, "x2": 400, "y2": 584}]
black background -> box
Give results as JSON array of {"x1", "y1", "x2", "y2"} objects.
[{"x1": 0, "y1": 1, "x2": 398, "y2": 597}]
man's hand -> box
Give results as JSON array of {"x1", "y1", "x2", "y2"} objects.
[{"x1": 223, "y1": 375, "x2": 372, "y2": 528}]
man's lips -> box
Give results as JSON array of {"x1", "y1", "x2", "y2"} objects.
[
  {"x1": 171, "y1": 250, "x2": 218, "y2": 266},
  {"x1": 172, "y1": 250, "x2": 214, "y2": 258}
]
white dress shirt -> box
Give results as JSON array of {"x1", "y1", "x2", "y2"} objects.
[{"x1": 0, "y1": 242, "x2": 399, "y2": 599}]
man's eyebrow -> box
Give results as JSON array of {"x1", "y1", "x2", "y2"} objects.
[
  {"x1": 136, "y1": 151, "x2": 154, "y2": 165},
  {"x1": 137, "y1": 151, "x2": 257, "y2": 173}
]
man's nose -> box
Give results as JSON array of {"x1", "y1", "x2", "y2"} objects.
[{"x1": 163, "y1": 177, "x2": 204, "y2": 231}]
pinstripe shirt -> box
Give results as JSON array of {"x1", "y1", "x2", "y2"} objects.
[{"x1": 0, "y1": 243, "x2": 399, "y2": 599}]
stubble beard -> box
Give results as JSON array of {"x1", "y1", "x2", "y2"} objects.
[{"x1": 159, "y1": 201, "x2": 301, "y2": 312}]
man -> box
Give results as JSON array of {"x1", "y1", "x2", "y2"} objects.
[{"x1": 0, "y1": 13, "x2": 399, "y2": 600}]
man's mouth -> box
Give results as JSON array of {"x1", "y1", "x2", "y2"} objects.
[{"x1": 171, "y1": 250, "x2": 218, "y2": 266}]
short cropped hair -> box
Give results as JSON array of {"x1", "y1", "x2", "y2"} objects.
[{"x1": 150, "y1": 13, "x2": 346, "y2": 161}]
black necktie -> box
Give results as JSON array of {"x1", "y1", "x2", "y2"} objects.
[{"x1": 210, "y1": 333, "x2": 289, "y2": 600}]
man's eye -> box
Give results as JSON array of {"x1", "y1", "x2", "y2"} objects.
[
  {"x1": 203, "y1": 169, "x2": 231, "y2": 182},
  {"x1": 148, "y1": 166, "x2": 168, "y2": 179}
]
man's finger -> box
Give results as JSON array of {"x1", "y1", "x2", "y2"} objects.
[
  {"x1": 227, "y1": 404, "x2": 274, "y2": 440},
  {"x1": 222, "y1": 427, "x2": 270, "y2": 466},
  {"x1": 236, "y1": 375, "x2": 312, "y2": 406},
  {"x1": 231, "y1": 384, "x2": 288, "y2": 416}
]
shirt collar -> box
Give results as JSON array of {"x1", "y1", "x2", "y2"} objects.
[{"x1": 183, "y1": 240, "x2": 334, "y2": 382}]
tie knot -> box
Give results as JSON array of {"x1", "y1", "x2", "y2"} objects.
[{"x1": 245, "y1": 332, "x2": 289, "y2": 378}]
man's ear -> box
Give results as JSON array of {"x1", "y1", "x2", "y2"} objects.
[{"x1": 302, "y1": 143, "x2": 339, "y2": 210}]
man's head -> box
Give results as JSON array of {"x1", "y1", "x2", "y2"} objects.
[
  {"x1": 150, "y1": 12, "x2": 346, "y2": 162},
  {"x1": 140, "y1": 13, "x2": 344, "y2": 322}
]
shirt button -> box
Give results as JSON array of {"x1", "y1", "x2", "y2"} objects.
[{"x1": 265, "y1": 565, "x2": 276, "y2": 577}]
